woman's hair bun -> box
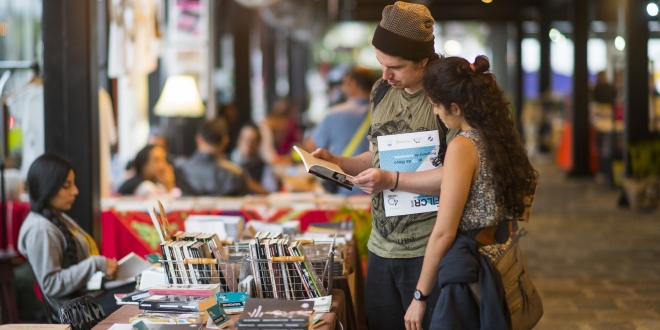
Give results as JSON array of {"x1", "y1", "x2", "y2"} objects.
[{"x1": 473, "y1": 55, "x2": 490, "y2": 73}]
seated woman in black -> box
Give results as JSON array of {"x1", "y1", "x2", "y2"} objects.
[
  {"x1": 18, "y1": 154, "x2": 133, "y2": 319},
  {"x1": 117, "y1": 144, "x2": 179, "y2": 196}
]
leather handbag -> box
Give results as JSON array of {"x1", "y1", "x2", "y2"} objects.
[
  {"x1": 59, "y1": 295, "x2": 106, "y2": 330},
  {"x1": 494, "y1": 226, "x2": 543, "y2": 330}
]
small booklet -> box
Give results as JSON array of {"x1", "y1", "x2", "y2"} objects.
[
  {"x1": 106, "y1": 252, "x2": 151, "y2": 289},
  {"x1": 293, "y1": 146, "x2": 353, "y2": 190}
]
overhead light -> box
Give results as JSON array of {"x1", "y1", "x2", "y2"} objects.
[
  {"x1": 549, "y1": 28, "x2": 566, "y2": 44},
  {"x1": 444, "y1": 40, "x2": 462, "y2": 56},
  {"x1": 615, "y1": 36, "x2": 626, "y2": 51},
  {"x1": 648, "y1": 2, "x2": 659, "y2": 16},
  {"x1": 549, "y1": 28, "x2": 560, "y2": 42},
  {"x1": 482, "y1": 0, "x2": 493, "y2": 3}
]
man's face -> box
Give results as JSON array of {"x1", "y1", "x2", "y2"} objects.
[{"x1": 376, "y1": 49, "x2": 426, "y2": 90}]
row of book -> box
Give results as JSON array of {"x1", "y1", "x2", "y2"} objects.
[
  {"x1": 249, "y1": 232, "x2": 325, "y2": 300},
  {"x1": 159, "y1": 232, "x2": 239, "y2": 292},
  {"x1": 115, "y1": 283, "x2": 247, "y2": 328},
  {"x1": 116, "y1": 284, "x2": 322, "y2": 329}
]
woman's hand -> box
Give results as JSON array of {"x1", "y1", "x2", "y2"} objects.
[
  {"x1": 404, "y1": 300, "x2": 426, "y2": 330},
  {"x1": 348, "y1": 168, "x2": 395, "y2": 194},
  {"x1": 105, "y1": 258, "x2": 118, "y2": 279}
]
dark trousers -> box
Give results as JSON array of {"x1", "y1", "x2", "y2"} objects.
[
  {"x1": 95, "y1": 282, "x2": 136, "y2": 315},
  {"x1": 365, "y1": 251, "x2": 440, "y2": 330}
]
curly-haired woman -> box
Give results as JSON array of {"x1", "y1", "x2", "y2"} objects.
[{"x1": 403, "y1": 55, "x2": 538, "y2": 330}]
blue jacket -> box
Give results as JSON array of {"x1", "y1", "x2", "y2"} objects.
[{"x1": 430, "y1": 234, "x2": 512, "y2": 330}]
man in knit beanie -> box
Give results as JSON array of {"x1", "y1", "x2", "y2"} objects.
[{"x1": 312, "y1": 2, "x2": 456, "y2": 329}]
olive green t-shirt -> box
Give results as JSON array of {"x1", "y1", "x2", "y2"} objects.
[{"x1": 366, "y1": 79, "x2": 456, "y2": 259}]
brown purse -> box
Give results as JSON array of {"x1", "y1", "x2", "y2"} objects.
[
  {"x1": 494, "y1": 183, "x2": 543, "y2": 330},
  {"x1": 494, "y1": 226, "x2": 543, "y2": 330}
]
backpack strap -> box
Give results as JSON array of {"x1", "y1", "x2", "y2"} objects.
[
  {"x1": 370, "y1": 79, "x2": 449, "y2": 164},
  {"x1": 373, "y1": 80, "x2": 392, "y2": 110}
]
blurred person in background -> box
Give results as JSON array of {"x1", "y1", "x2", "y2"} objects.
[
  {"x1": 259, "y1": 98, "x2": 302, "y2": 165},
  {"x1": 593, "y1": 71, "x2": 616, "y2": 107},
  {"x1": 231, "y1": 123, "x2": 280, "y2": 193},
  {"x1": 148, "y1": 127, "x2": 184, "y2": 166},
  {"x1": 176, "y1": 118, "x2": 268, "y2": 196},
  {"x1": 303, "y1": 66, "x2": 377, "y2": 195},
  {"x1": 218, "y1": 103, "x2": 240, "y2": 154},
  {"x1": 117, "y1": 144, "x2": 179, "y2": 196}
]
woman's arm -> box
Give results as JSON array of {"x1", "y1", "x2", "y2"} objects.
[
  {"x1": 403, "y1": 136, "x2": 479, "y2": 330},
  {"x1": 27, "y1": 227, "x2": 106, "y2": 298}
]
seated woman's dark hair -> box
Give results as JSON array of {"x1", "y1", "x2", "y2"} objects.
[
  {"x1": 423, "y1": 55, "x2": 538, "y2": 218},
  {"x1": 133, "y1": 145, "x2": 157, "y2": 177},
  {"x1": 27, "y1": 153, "x2": 79, "y2": 265}
]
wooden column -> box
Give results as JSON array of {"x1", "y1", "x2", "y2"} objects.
[
  {"x1": 490, "y1": 22, "x2": 509, "y2": 94},
  {"x1": 624, "y1": 0, "x2": 652, "y2": 175},
  {"x1": 515, "y1": 20, "x2": 524, "y2": 127},
  {"x1": 43, "y1": 0, "x2": 100, "y2": 238},
  {"x1": 261, "y1": 19, "x2": 277, "y2": 113},
  {"x1": 539, "y1": 1, "x2": 552, "y2": 96},
  {"x1": 569, "y1": 0, "x2": 591, "y2": 176},
  {"x1": 288, "y1": 39, "x2": 308, "y2": 119},
  {"x1": 232, "y1": 1, "x2": 252, "y2": 127}
]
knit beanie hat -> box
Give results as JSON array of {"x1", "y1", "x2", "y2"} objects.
[{"x1": 372, "y1": 1, "x2": 435, "y2": 60}]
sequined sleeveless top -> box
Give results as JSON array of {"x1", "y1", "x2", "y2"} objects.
[{"x1": 456, "y1": 130, "x2": 512, "y2": 262}]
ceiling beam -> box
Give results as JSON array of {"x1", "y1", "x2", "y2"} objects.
[{"x1": 353, "y1": 3, "x2": 541, "y2": 22}]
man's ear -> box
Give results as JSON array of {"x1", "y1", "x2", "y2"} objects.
[{"x1": 420, "y1": 57, "x2": 429, "y2": 69}]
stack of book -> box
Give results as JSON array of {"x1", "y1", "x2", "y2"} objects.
[
  {"x1": 150, "y1": 201, "x2": 238, "y2": 291},
  {"x1": 129, "y1": 283, "x2": 221, "y2": 326},
  {"x1": 249, "y1": 232, "x2": 324, "y2": 300},
  {"x1": 235, "y1": 298, "x2": 316, "y2": 330}
]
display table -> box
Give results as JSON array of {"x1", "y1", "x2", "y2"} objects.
[
  {"x1": 101, "y1": 196, "x2": 370, "y2": 260},
  {"x1": 92, "y1": 289, "x2": 348, "y2": 330}
]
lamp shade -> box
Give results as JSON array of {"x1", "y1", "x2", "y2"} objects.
[{"x1": 154, "y1": 75, "x2": 205, "y2": 117}]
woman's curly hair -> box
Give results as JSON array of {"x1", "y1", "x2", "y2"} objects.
[{"x1": 423, "y1": 55, "x2": 538, "y2": 219}]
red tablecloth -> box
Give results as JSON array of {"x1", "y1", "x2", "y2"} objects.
[
  {"x1": 0, "y1": 201, "x2": 31, "y2": 252},
  {"x1": 101, "y1": 207, "x2": 345, "y2": 260}
]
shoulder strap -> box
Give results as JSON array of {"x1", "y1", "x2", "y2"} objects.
[
  {"x1": 373, "y1": 80, "x2": 392, "y2": 110},
  {"x1": 342, "y1": 111, "x2": 371, "y2": 157}
]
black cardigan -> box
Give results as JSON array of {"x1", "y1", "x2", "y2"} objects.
[{"x1": 429, "y1": 234, "x2": 512, "y2": 330}]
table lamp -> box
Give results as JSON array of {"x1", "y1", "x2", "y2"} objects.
[
  {"x1": 154, "y1": 75, "x2": 206, "y2": 155},
  {"x1": 154, "y1": 75, "x2": 205, "y2": 117}
]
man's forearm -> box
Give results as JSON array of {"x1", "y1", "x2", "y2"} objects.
[
  {"x1": 338, "y1": 151, "x2": 373, "y2": 176},
  {"x1": 396, "y1": 166, "x2": 443, "y2": 196}
]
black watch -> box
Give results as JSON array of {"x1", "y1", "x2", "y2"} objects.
[{"x1": 413, "y1": 289, "x2": 429, "y2": 301}]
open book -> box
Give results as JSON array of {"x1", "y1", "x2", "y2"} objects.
[{"x1": 293, "y1": 146, "x2": 353, "y2": 190}]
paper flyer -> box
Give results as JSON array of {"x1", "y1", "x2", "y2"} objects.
[{"x1": 377, "y1": 130, "x2": 441, "y2": 217}]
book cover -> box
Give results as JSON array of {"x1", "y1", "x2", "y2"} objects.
[
  {"x1": 293, "y1": 146, "x2": 353, "y2": 190},
  {"x1": 377, "y1": 130, "x2": 441, "y2": 216},
  {"x1": 148, "y1": 284, "x2": 220, "y2": 297},
  {"x1": 138, "y1": 295, "x2": 215, "y2": 312},
  {"x1": 129, "y1": 312, "x2": 205, "y2": 325},
  {"x1": 239, "y1": 298, "x2": 315, "y2": 323}
]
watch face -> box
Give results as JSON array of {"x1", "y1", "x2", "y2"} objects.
[{"x1": 414, "y1": 290, "x2": 421, "y2": 300}]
